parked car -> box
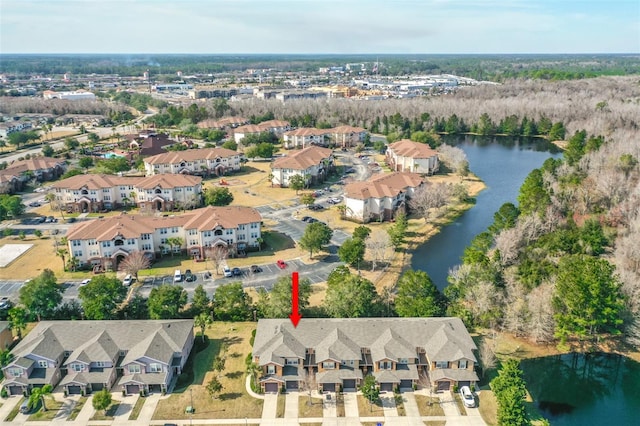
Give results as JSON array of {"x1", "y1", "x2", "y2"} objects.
[
  {"x1": 28, "y1": 201, "x2": 41, "y2": 207},
  {"x1": 223, "y1": 266, "x2": 232, "y2": 277},
  {"x1": 0, "y1": 296, "x2": 13, "y2": 310},
  {"x1": 232, "y1": 267, "x2": 242, "y2": 276},
  {"x1": 276, "y1": 260, "x2": 287, "y2": 269},
  {"x1": 250, "y1": 265, "x2": 263, "y2": 273},
  {"x1": 309, "y1": 204, "x2": 324, "y2": 211},
  {"x1": 66, "y1": 217, "x2": 77, "y2": 223},
  {"x1": 300, "y1": 216, "x2": 312, "y2": 222},
  {"x1": 122, "y1": 274, "x2": 133, "y2": 286},
  {"x1": 307, "y1": 217, "x2": 318, "y2": 223},
  {"x1": 79, "y1": 278, "x2": 91, "y2": 287},
  {"x1": 184, "y1": 269, "x2": 196, "y2": 282},
  {"x1": 460, "y1": 386, "x2": 476, "y2": 408},
  {"x1": 19, "y1": 400, "x2": 31, "y2": 414},
  {"x1": 173, "y1": 270, "x2": 183, "y2": 283}
]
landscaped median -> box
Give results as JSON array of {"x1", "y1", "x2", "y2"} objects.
[{"x1": 152, "y1": 321, "x2": 263, "y2": 421}]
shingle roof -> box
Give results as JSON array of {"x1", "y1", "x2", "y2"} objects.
[
  {"x1": 344, "y1": 172, "x2": 424, "y2": 200},
  {"x1": 9, "y1": 320, "x2": 193, "y2": 368},
  {"x1": 389, "y1": 140, "x2": 438, "y2": 159},
  {"x1": 254, "y1": 318, "x2": 477, "y2": 366},
  {"x1": 284, "y1": 128, "x2": 328, "y2": 137},
  {"x1": 65, "y1": 330, "x2": 119, "y2": 365},
  {"x1": 66, "y1": 206, "x2": 261, "y2": 241},
  {"x1": 51, "y1": 173, "x2": 201, "y2": 191},
  {"x1": 271, "y1": 146, "x2": 333, "y2": 170},
  {"x1": 3, "y1": 157, "x2": 64, "y2": 174},
  {"x1": 330, "y1": 125, "x2": 366, "y2": 134},
  {"x1": 144, "y1": 147, "x2": 239, "y2": 165}
]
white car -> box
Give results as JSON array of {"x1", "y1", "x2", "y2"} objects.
[
  {"x1": 459, "y1": 386, "x2": 476, "y2": 408},
  {"x1": 122, "y1": 274, "x2": 133, "y2": 286},
  {"x1": 79, "y1": 279, "x2": 91, "y2": 287},
  {"x1": 223, "y1": 266, "x2": 232, "y2": 277}
]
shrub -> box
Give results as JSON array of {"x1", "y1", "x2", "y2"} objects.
[{"x1": 1, "y1": 388, "x2": 8, "y2": 398}]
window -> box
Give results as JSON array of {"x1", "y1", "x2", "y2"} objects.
[
  {"x1": 149, "y1": 363, "x2": 162, "y2": 373},
  {"x1": 341, "y1": 360, "x2": 354, "y2": 366},
  {"x1": 267, "y1": 365, "x2": 275, "y2": 375},
  {"x1": 379, "y1": 361, "x2": 392, "y2": 370},
  {"x1": 398, "y1": 358, "x2": 409, "y2": 365},
  {"x1": 72, "y1": 240, "x2": 81, "y2": 247},
  {"x1": 458, "y1": 360, "x2": 468, "y2": 369},
  {"x1": 9, "y1": 368, "x2": 23, "y2": 377},
  {"x1": 38, "y1": 360, "x2": 48, "y2": 368},
  {"x1": 128, "y1": 364, "x2": 141, "y2": 374},
  {"x1": 285, "y1": 359, "x2": 298, "y2": 366},
  {"x1": 95, "y1": 361, "x2": 106, "y2": 368},
  {"x1": 322, "y1": 362, "x2": 335, "y2": 370},
  {"x1": 72, "y1": 363, "x2": 84, "y2": 372},
  {"x1": 436, "y1": 361, "x2": 448, "y2": 369}
]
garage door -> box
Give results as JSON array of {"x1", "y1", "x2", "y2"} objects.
[
  {"x1": 8, "y1": 385, "x2": 23, "y2": 396},
  {"x1": 126, "y1": 384, "x2": 140, "y2": 395},
  {"x1": 437, "y1": 381, "x2": 450, "y2": 391},
  {"x1": 67, "y1": 385, "x2": 82, "y2": 395},
  {"x1": 380, "y1": 383, "x2": 394, "y2": 392},
  {"x1": 286, "y1": 381, "x2": 298, "y2": 390},
  {"x1": 149, "y1": 384, "x2": 162, "y2": 394},
  {"x1": 323, "y1": 383, "x2": 336, "y2": 392},
  {"x1": 343, "y1": 379, "x2": 356, "y2": 390},
  {"x1": 91, "y1": 383, "x2": 104, "y2": 392},
  {"x1": 264, "y1": 383, "x2": 278, "y2": 393},
  {"x1": 400, "y1": 380, "x2": 413, "y2": 389},
  {"x1": 458, "y1": 381, "x2": 471, "y2": 388}
]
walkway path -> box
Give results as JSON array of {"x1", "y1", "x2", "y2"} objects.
[
  {"x1": 380, "y1": 392, "x2": 398, "y2": 417},
  {"x1": 261, "y1": 393, "x2": 278, "y2": 423},
  {"x1": 342, "y1": 391, "x2": 359, "y2": 419},
  {"x1": 284, "y1": 391, "x2": 298, "y2": 419},
  {"x1": 402, "y1": 390, "x2": 421, "y2": 418}
]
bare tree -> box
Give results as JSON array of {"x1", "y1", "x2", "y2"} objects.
[
  {"x1": 478, "y1": 338, "x2": 497, "y2": 378},
  {"x1": 301, "y1": 370, "x2": 317, "y2": 405},
  {"x1": 205, "y1": 246, "x2": 228, "y2": 275},
  {"x1": 365, "y1": 231, "x2": 391, "y2": 271},
  {"x1": 437, "y1": 144, "x2": 469, "y2": 176},
  {"x1": 409, "y1": 183, "x2": 452, "y2": 222},
  {"x1": 119, "y1": 251, "x2": 151, "y2": 280},
  {"x1": 526, "y1": 282, "x2": 555, "y2": 343}
]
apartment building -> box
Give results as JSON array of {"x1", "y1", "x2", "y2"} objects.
[
  {"x1": 65, "y1": 205, "x2": 262, "y2": 270},
  {"x1": 143, "y1": 147, "x2": 243, "y2": 176},
  {"x1": 270, "y1": 146, "x2": 334, "y2": 187},
  {"x1": 233, "y1": 120, "x2": 291, "y2": 143},
  {"x1": 386, "y1": 139, "x2": 439, "y2": 175},
  {"x1": 50, "y1": 173, "x2": 203, "y2": 213}
]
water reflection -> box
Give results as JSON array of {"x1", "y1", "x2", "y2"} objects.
[{"x1": 521, "y1": 353, "x2": 640, "y2": 425}]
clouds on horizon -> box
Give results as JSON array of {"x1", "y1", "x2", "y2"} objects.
[{"x1": 1, "y1": 0, "x2": 638, "y2": 54}]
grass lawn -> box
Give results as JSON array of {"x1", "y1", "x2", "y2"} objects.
[
  {"x1": 91, "y1": 403, "x2": 119, "y2": 420},
  {"x1": 298, "y1": 395, "x2": 323, "y2": 417},
  {"x1": 453, "y1": 392, "x2": 467, "y2": 415},
  {"x1": 0, "y1": 234, "x2": 65, "y2": 280},
  {"x1": 28, "y1": 397, "x2": 64, "y2": 420},
  {"x1": 4, "y1": 397, "x2": 23, "y2": 421},
  {"x1": 357, "y1": 394, "x2": 385, "y2": 417},
  {"x1": 478, "y1": 391, "x2": 497, "y2": 425},
  {"x1": 128, "y1": 396, "x2": 145, "y2": 420},
  {"x1": 153, "y1": 322, "x2": 263, "y2": 420},
  {"x1": 415, "y1": 395, "x2": 445, "y2": 416},
  {"x1": 276, "y1": 393, "x2": 286, "y2": 418},
  {"x1": 66, "y1": 396, "x2": 88, "y2": 421},
  {"x1": 336, "y1": 392, "x2": 345, "y2": 417}
]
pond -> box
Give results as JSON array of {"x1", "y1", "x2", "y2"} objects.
[
  {"x1": 521, "y1": 353, "x2": 640, "y2": 425},
  {"x1": 411, "y1": 135, "x2": 561, "y2": 290}
]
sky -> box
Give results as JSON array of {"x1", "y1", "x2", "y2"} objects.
[{"x1": 1, "y1": 0, "x2": 639, "y2": 54}]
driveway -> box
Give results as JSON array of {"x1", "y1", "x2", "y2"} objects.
[{"x1": 261, "y1": 393, "x2": 278, "y2": 421}]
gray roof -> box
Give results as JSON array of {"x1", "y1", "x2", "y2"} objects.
[
  {"x1": 117, "y1": 372, "x2": 167, "y2": 386},
  {"x1": 10, "y1": 320, "x2": 193, "y2": 368},
  {"x1": 254, "y1": 318, "x2": 477, "y2": 366},
  {"x1": 373, "y1": 364, "x2": 419, "y2": 382},
  {"x1": 430, "y1": 368, "x2": 479, "y2": 382},
  {"x1": 316, "y1": 367, "x2": 363, "y2": 384},
  {"x1": 60, "y1": 370, "x2": 112, "y2": 386}
]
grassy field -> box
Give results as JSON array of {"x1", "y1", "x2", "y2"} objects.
[
  {"x1": 394, "y1": 392, "x2": 406, "y2": 416},
  {"x1": 298, "y1": 395, "x2": 324, "y2": 417},
  {"x1": 0, "y1": 234, "x2": 64, "y2": 280},
  {"x1": 153, "y1": 322, "x2": 263, "y2": 420},
  {"x1": 357, "y1": 394, "x2": 384, "y2": 417},
  {"x1": 28, "y1": 397, "x2": 64, "y2": 421},
  {"x1": 129, "y1": 395, "x2": 145, "y2": 420},
  {"x1": 414, "y1": 395, "x2": 445, "y2": 416}
]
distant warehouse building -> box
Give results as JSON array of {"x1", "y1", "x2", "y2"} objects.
[{"x1": 43, "y1": 90, "x2": 96, "y2": 101}]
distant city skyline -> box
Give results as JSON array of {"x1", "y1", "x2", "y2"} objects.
[{"x1": 1, "y1": 0, "x2": 638, "y2": 54}]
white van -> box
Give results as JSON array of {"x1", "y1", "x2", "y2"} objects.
[{"x1": 174, "y1": 270, "x2": 183, "y2": 283}]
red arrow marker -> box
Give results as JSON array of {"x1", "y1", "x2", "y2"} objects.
[{"x1": 289, "y1": 271, "x2": 302, "y2": 327}]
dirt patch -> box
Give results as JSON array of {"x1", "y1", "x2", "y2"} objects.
[{"x1": 0, "y1": 236, "x2": 63, "y2": 279}]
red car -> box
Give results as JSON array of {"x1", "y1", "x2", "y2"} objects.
[{"x1": 276, "y1": 260, "x2": 287, "y2": 269}]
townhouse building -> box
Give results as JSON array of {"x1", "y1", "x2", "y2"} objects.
[
  {"x1": 1, "y1": 320, "x2": 194, "y2": 396},
  {"x1": 343, "y1": 171, "x2": 424, "y2": 223},
  {"x1": 143, "y1": 147, "x2": 243, "y2": 176},
  {"x1": 282, "y1": 126, "x2": 369, "y2": 149},
  {"x1": 50, "y1": 174, "x2": 203, "y2": 213},
  {"x1": 386, "y1": 139, "x2": 439, "y2": 175},
  {"x1": 328, "y1": 125, "x2": 368, "y2": 148},
  {"x1": 65, "y1": 205, "x2": 262, "y2": 271},
  {"x1": 253, "y1": 318, "x2": 478, "y2": 393},
  {"x1": 0, "y1": 121, "x2": 33, "y2": 138},
  {"x1": 270, "y1": 146, "x2": 334, "y2": 187}
]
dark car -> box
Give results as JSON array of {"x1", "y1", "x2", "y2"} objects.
[
  {"x1": 250, "y1": 265, "x2": 263, "y2": 273},
  {"x1": 184, "y1": 269, "x2": 196, "y2": 282},
  {"x1": 307, "y1": 217, "x2": 318, "y2": 223},
  {"x1": 28, "y1": 201, "x2": 41, "y2": 207},
  {"x1": 232, "y1": 267, "x2": 242, "y2": 276},
  {"x1": 66, "y1": 217, "x2": 77, "y2": 223},
  {"x1": 0, "y1": 297, "x2": 13, "y2": 310},
  {"x1": 300, "y1": 216, "x2": 312, "y2": 222}
]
